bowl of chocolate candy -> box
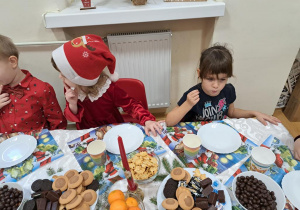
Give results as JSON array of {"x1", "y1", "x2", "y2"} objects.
[
  {"x1": 0, "y1": 182, "x2": 24, "y2": 210},
  {"x1": 232, "y1": 171, "x2": 285, "y2": 210}
]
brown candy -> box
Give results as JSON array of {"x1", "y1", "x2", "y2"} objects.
[
  {"x1": 235, "y1": 175, "x2": 277, "y2": 209},
  {"x1": 0, "y1": 185, "x2": 23, "y2": 209},
  {"x1": 218, "y1": 190, "x2": 225, "y2": 203}
]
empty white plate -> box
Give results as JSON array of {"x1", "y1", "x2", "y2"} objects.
[
  {"x1": 0, "y1": 135, "x2": 37, "y2": 168},
  {"x1": 282, "y1": 171, "x2": 300, "y2": 209},
  {"x1": 103, "y1": 124, "x2": 144, "y2": 154},
  {"x1": 197, "y1": 123, "x2": 241, "y2": 154}
]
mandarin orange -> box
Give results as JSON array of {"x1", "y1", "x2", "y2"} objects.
[
  {"x1": 108, "y1": 190, "x2": 125, "y2": 205},
  {"x1": 109, "y1": 199, "x2": 128, "y2": 210},
  {"x1": 125, "y1": 197, "x2": 139, "y2": 207},
  {"x1": 128, "y1": 207, "x2": 141, "y2": 210}
]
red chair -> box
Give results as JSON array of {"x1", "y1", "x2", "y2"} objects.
[{"x1": 115, "y1": 78, "x2": 149, "y2": 123}]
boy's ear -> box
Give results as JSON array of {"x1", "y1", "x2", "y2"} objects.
[
  {"x1": 9, "y1": 56, "x2": 18, "y2": 69},
  {"x1": 197, "y1": 68, "x2": 200, "y2": 78}
]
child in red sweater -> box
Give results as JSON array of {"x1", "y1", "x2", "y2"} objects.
[
  {"x1": 51, "y1": 34, "x2": 162, "y2": 136},
  {"x1": 0, "y1": 34, "x2": 67, "y2": 134}
]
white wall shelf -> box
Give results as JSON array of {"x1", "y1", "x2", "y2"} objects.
[{"x1": 44, "y1": 0, "x2": 225, "y2": 28}]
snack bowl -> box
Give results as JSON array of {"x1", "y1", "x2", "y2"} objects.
[
  {"x1": 0, "y1": 182, "x2": 25, "y2": 210},
  {"x1": 232, "y1": 171, "x2": 285, "y2": 210},
  {"x1": 129, "y1": 148, "x2": 161, "y2": 185}
]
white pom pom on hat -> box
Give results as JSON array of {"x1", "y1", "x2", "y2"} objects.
[{"x1": 52, "y1": 34, "x2": 119, "y2": 86}]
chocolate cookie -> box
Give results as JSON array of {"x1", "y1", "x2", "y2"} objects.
[
  {"x1": 68, "y1": 174, "x2": 83, "y2": 189},
  {"x1": 73, "y1": 201, "x2": 90, "y2": 210},
  {"x1": 59, "y1": 189, "x2": 76, "y2": 205},
  {"x1": 178, "y1": 192, "x2": 194, "y2": 210},
  {"x1": 23, "y1": 199, "x2": 36, "y2": 210},
  {"x1": 86, "y1": 179, "x2": 100, "y2": 191},
  {"x1": 52, "y1": 176, "x2": 68, "y2": 192},
  {"x1": 41, "y1": 179, "x2": 53, "y2": 191},
  {"x1": 81, "y1": 189, "x2": 97, "y2": 205},
  {"x1": 81, "y1": 170, "x2": 94, "y2": 186},
  {"x1": 162, "y1": 198, "x2": 178, "y2": 210},
  {"x1": 65, "y1": 195, "x2": 83, "y2": 209},
  {"x1": 163, "y1": 183, "x2": 177, "y2": 199},
  {"x1": 166, "y1": 178, "x2": 179, "y2": 187},
  {"x1": 64, "y1": 169, "x2": 79, "y2": 181},
  {"x1": 31, "y1": 179, "x2": 43, "y2": 192},
  {"x1": 171, "y1": 167, "x2": 185, "y2": 181}
]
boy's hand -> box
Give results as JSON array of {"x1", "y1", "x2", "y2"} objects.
[
  {"x1": 144, "y1": 120, "x2": 163, "y2": 137},
  {"x1": 255, "y1": 112, "x2": 281, "y2": 126},
  {"x1": 186, "y1": 90, "x2": 200, "y2": 107},
  {"x1": 64, "y1": 83, "x2": 78, "y2": 106},
  {"x1": 294, "y1": 138, "x2": 300, "y2": 160},
  {"x1": 0, "y1": 85, "x2": 11, "y2": 110}
]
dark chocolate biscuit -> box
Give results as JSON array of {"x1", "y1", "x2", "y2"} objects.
[
  {"x1": 86, "y1": 179, "x2": 100, "y2": 191},
  {"x1": 41, "y1": 179, "x2": 53, "y2": 191},
  {"x1": 23, "y1": 199, "x2": 37, "y2": 210},
  {"x1": 163, "y1": 184, "x2": 177, "y2": 199},
  {"x1": 31, "y1": 179, "x2": 43, "y2": 192},
  {"x1": 166, "y1": 178, "x2": 179, "y2": 187}
]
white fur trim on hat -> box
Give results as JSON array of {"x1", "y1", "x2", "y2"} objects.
[
  {"x1": 109, "y1": 72, "x2": 119, "y2": 82},
  {"x1": 52, "y1": 45, "x2": 99, "y2": 86}
]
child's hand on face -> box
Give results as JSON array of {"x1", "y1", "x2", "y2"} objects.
[
  {"x1": 64, "y1": 83, "x2": 78, "y2": 105},
  {"x1": 294, "y1": 139, "x2": 300, "y2": 161},
  {"x1": 0, "y1": 85, "x2": 11, "y2": 110},
  {"x1": 186, "y1": 90, "x2": 200, "y2": 107},
  {"x1": 255, "y1": 112, "x2": 281, "y2": 126},
  {"x1": 144, "y1": 120, "x2": 163, "y2": 137}
]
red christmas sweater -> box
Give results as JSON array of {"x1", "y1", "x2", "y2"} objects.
[
  {"x1": 64, "y1": 81, "x2": 155, "y2": 130},
  {"x1": 0, "y1": 70, "x2": 67, "y2": 134}
]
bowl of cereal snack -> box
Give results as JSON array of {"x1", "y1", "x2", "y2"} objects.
[
  {"x1": 232, "y1": 171, "x2": 285, "y2": 210},
  {"x1": 0, "y1": 182, "x2": 24, "y2": 210},
  {"x1": 128, "y1": 149, "x2": 160, "y2": 184}
]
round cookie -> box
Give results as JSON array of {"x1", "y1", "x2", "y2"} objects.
[
  {"x1": 64, "y1": 169, "x2": 79, "y2": 181},
  {"x1": 59, "y1": 189, "x2": 77, "y2": 205},
  {"x1": 65, "y1": 195, "x2": 83, "y2": 209},
  {"x1": 68, "y1": 174, "x2": 83, "y2": 189},
  {"x1": 162, "y1": 198, "x2": 178, "y2": 210},
  {"x1": 176, "y1": 187, "x2": 191, "y2": 200},
  {"x1": 170, "y1": 167, "x2": 185, "y2": 181},
  {"x1": 183, "y1": 170, "x2": 191, "y2": 184},
  {"x1": 178, "y1": 192, "x2": 194, "y2": 210},
  {"x1": 75, "y1": 184, "x2": 83, "y2": 195},
  {"x1": 31, "y1": 179, "x2": 43, "y2": 192},
  {"x1": 163, "y1": 184, "x2": 177, "y2": 199},
  {"x1": 53, "y1": 176, "x2": 68, "y2": 192},
  {"x1": 86, "y1": 179, "x2": 100, "y2": 191},
  {"x1": 73, "y1": 201, "x2": 90, "y2": 210},
  {"x1": 81, "y1": 189, "x2": 97, "y2": 205},
  {"x1": 80, "y1": 170, "x2": 94, "y2": 186}
]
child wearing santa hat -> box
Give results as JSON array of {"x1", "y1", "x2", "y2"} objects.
[{"x1": 51, "y1": 34, "x2": 162, "y2": 136}]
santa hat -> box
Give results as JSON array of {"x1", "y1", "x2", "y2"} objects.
[{"x1": 52, "y1": 34, "x2": 118, "y2": 86}]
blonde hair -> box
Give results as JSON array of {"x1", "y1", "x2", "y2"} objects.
[
  {"x1": 0, "y1": 34, "x2": 19, "y2": 59},
  {"x1": 51, "y1": 57, "x2": 109, "y2": 96}
]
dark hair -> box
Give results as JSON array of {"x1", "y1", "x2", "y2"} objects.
[
  {"x1": 0, "y1": 34, "x2": 19, "y2": 60},
  {"x1": 199, "y1": 43, "x2": 233, "y2": 79}
]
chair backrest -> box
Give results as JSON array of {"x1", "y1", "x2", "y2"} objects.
[{"x1": 115, "y1": 78, "x2": 148, "y2": 110}]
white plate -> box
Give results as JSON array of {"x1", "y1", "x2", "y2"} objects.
[
  {"x1": 157, "y1": 168, "x2": 232, "y2": 210},
  {"x1": 197, "y1": 123, "x2": 241, "y2": 154},
  {"x1": 282, "y1": 171, "x2": 300, "y2": 209},
  {"x1": 232, "y1": 171, "x2": 286, "y2": 210},
  {"x1": 0, "y1": 135, "x2": 37, "y2": 168},
  {"x1": 103, "y1": 124, "x2": 144, "y2": 154}
]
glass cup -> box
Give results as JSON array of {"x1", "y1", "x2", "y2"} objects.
[
  {"x1": 182, "y1": 134, "x2": 202, "y2": 160},
  {"x1": 87, "y1": 140, "x2": 106, "y2": 166},
  {"x1": 250, "y1": 147, "x2": 276, "y2": 173}
]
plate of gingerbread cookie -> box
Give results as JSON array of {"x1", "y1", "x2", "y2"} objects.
[{"x1": 157, "y1": 167, "x2": 231, "y2": 210}]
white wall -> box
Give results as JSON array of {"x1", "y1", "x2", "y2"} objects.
[{"x1": 1, "y1": 0, "x2": 299, "y2": 117}]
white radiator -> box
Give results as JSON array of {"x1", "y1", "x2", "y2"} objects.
[{"x1": 107, "y1": 31, "x2": 172, "y2": 108}]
